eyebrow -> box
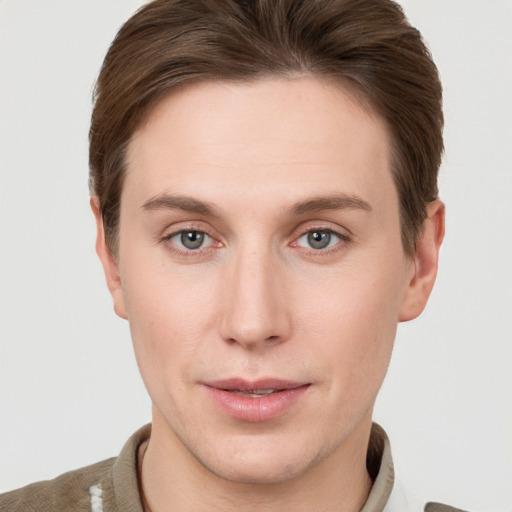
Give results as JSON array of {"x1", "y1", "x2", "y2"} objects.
[
  {"x1": 141, "y1": 193, "x2": 372, "y2": 218},
  {"x1": 291, "y1": 195, "x2": 372, "y2": 215},
  {"x1": 142, "y1": 194, "x2": 221, "y2": 217}
]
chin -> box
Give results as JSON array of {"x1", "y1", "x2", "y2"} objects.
[
  {"x1": 195, "y1": 435, "x2": 325, "y2": 485},
  {"x1": 206, "y1": 457, "x2": 311, "y2": 485}
]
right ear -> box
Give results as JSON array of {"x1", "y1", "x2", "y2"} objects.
[{"x1": 90, "y1": 197, "x2": 127, "y2": 319}]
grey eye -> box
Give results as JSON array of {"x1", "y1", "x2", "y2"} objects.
[
  {"x1": 307, "y1": 231, "x2": 332, "y2": 249},
  {"x1": 296, "y1": 229, "x2": 341, "y2": 250},
  {"x1": 179, "y1": 231, "x2": 206, "y2": 250}
]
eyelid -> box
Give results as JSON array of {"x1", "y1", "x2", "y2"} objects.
[{"x1": 290, "y1": 221, "x2": 351, "y2": 240}]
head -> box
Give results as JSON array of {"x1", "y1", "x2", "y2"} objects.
[{"x1": 90, "y1": 0, "x2": 444, "y2": 489}]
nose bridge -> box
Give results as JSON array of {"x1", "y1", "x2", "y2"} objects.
[{"x1": 219, "y1": 241, "x2": 290, "y2": 349}]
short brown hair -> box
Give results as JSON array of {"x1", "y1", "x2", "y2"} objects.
[{"x1": 89, "y1": 0, "x2": 443, "y2": 256}]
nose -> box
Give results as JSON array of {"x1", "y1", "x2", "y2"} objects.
[{"x1": 218, "y1": 246, "x2": 292, "y2": 351}]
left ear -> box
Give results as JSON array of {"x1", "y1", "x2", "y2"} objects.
[{"x1": 399, "y1": 199, "x2": 445, "y2": 322}]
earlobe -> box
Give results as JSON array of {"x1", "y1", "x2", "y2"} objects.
[
  {"x1": 90, "y1": 197, "x2": 128, "y2": 320},
  {"x1": 399, "y1": 199, "x2": 445, "y2": 322}
]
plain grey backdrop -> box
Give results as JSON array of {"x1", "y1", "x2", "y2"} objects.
[{"x1": 1, "y1": 1, "x2": 511, "y2": 510}]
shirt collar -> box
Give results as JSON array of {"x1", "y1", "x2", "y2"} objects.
[{"x1": 361, "y1": 423, "x2": 395, "y2": 512}]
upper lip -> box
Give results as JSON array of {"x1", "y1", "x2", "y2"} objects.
[{"x1": 205, "y1": 378, "x2": 307, "y2": 391}]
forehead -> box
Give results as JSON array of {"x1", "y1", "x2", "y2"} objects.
[{"x1": 125, "y1": 76, "x2": 394, "y2": 211}]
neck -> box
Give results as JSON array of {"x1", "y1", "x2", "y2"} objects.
[{"x1": 140, "y1": 409, "x2": 373, "y2": 512}]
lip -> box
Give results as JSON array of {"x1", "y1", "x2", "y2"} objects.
[{"x1": 203, "y1": 378, "x2": 310, "y2": 422}]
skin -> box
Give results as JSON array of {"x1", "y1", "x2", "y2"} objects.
[{"x1": 93, "y1": 77, "x2": 444, "y2": 512}]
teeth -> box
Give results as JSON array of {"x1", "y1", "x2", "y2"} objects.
[
  {"x1": 231, "y1": 389, "x2": 277, "y2": 397},
  {"x1": 251, "y1": 389, "x2": 276, "y2": 395}
]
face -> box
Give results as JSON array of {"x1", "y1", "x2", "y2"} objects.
[{"x1": 96, "y1": 77, "x2": 438, "y2": 484}]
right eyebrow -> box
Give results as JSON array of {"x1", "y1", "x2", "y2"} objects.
[{"x1": 141, "y1": 194, "x2": 221, "y2": 218}]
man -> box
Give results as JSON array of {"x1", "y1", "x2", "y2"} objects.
[{"x1": 1, "y1": 0, "x2": 461, "y2": 510}]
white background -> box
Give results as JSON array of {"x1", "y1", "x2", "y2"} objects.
[{"x1": 0, "y1": 1, "x2": 511, "y2": 510}]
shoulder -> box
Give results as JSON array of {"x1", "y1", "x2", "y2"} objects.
[
  {"x1": 385, "y1": 479, "x2": 470, "y2": 512},
  {"x1": 424, "y1": 503, "x2": 470, "y2": 512},
  {"x1": 0, "y1": 457, "x2": 115, "y2": 512},
  {"x1": 0, "y1": 424, "x2": 150, "y2": 512}
]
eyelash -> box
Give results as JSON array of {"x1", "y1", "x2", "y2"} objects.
[{"x1": 160, "y1": 226, "x2": 351, "y2": 257}]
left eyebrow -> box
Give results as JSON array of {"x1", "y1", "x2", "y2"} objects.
[{"x1": 291, "y1": 195, "x2": 372, "y2": 215}]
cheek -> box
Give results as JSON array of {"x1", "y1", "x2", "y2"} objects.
[
  {"x1": 119, "y1": 259, "x2": 220, "y2": 391},
  {"x1": 297, "y1": 263, "x2": 404, "y2": 394}
]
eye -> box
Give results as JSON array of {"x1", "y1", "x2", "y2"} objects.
[
  {"x1": 296, "y1": 229, "x2": 342, "y2": 250},
  {"x1": 168, "y1": 230, "x2": 212, "y2": 250}
]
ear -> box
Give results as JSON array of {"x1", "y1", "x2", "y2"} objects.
[
  {"x1": 90, "y1": 197, "x2": 127, "y2": 320},
  {"x1": 399, "y1": 199, "x2": 445, "y2": 322}
]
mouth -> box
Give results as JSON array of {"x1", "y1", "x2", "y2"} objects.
[
  {"x1": 230, "y1": 389, "x2": 280, "y2": 397},
  {"x1": 207, "y1": 378, "x2": 308, "y2": 394},
  {"x1": 203, "y1": 378, "x2": 310, "y2": 422}
]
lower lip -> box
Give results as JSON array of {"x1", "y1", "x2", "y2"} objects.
[{"x1": 204, "y1": 385, "x2": 310, "y2": 422}]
